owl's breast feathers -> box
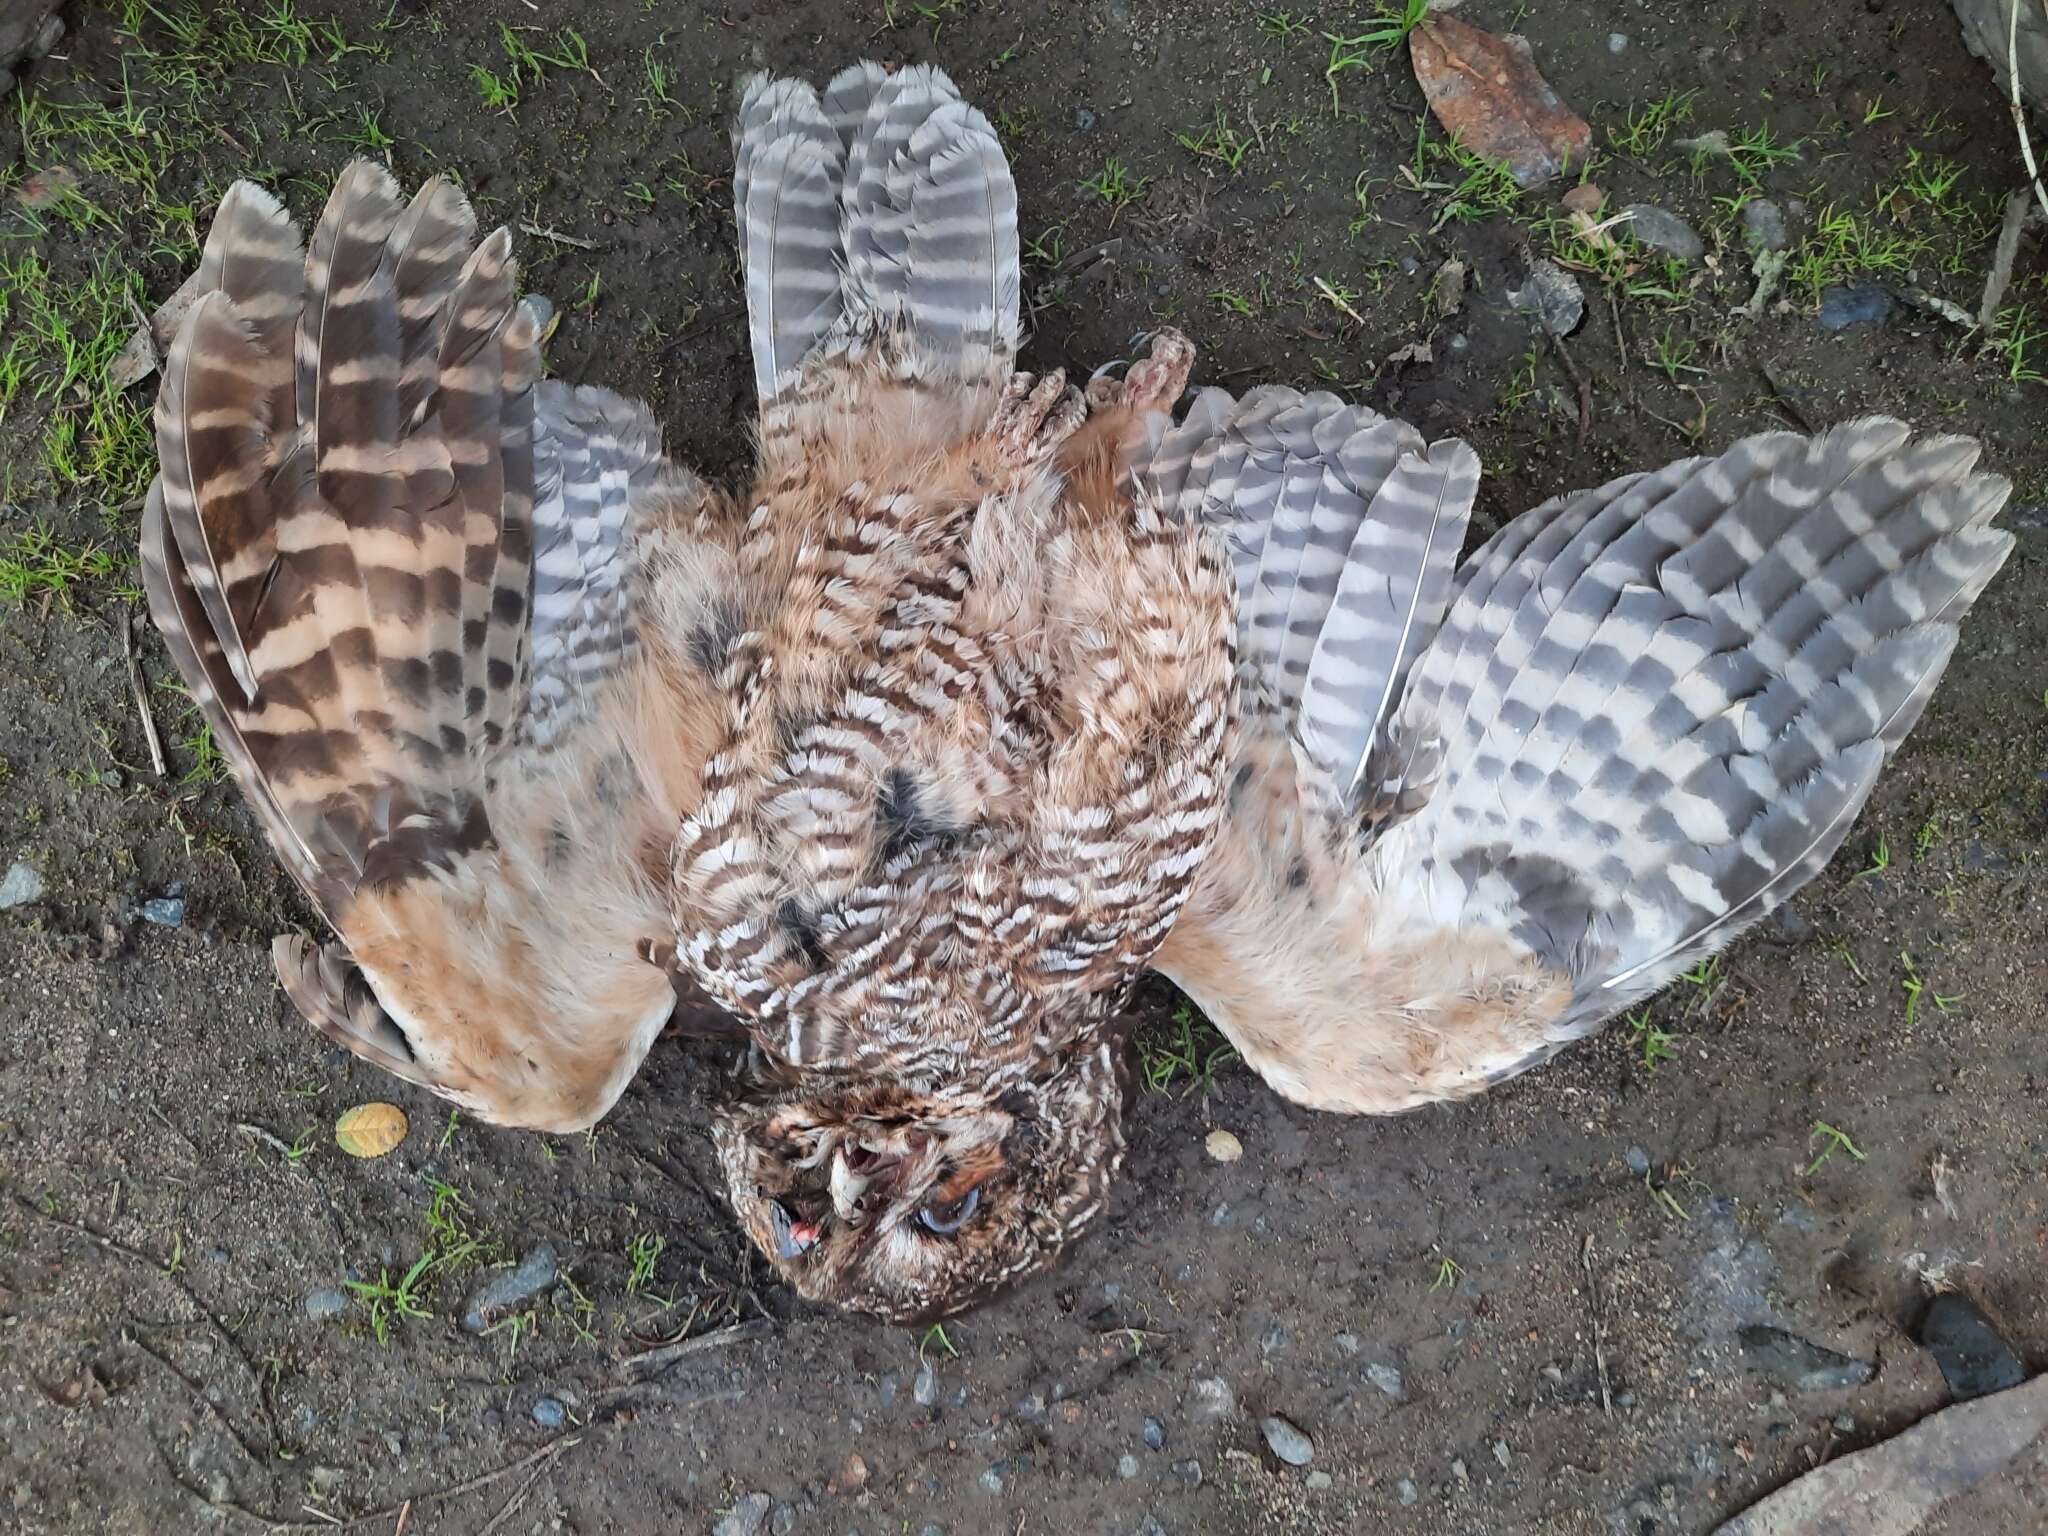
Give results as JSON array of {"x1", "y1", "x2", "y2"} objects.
[{"x1": 662, "y1": 345, "x2": 1236, "y2": 1082}]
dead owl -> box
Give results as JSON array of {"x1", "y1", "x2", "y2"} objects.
[{"x1": 143, "y1": 61, "x2": 2012, "y2": 1320}]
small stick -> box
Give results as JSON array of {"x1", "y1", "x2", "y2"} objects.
[
  {"x1": 1607, "y1": 288, "x2": 1630, "y2": 371},
  {"x1": 1581, "y1": 1232, "x2": 1614, "y2": 1418},
  {"x1": 475, "y1": 1441, "x2": 569, "y2": 1536},
  {"x1": 122, "y1": 606, "x2": 167, "y2": 778},
  {"x1": 517, "y1": 221, "x2": 600, "y2": 251},
  {"x1": 392, "y1": 1502, "x2": 410, "y2": 1536},
  {"x1": 2008, "y1": 0, "x2": 2048, "y2": 223},
  {"x1": 1546, "y1": 331, "x2": 1592, "y2": 456},
  {"x1": 127, "y1": 1327, "x2": 273, "y2": 1469},
  {"x1": 621, "y1": 1317, "x2": 774, "y2": 1378}
]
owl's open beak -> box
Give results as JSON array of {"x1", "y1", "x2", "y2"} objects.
[{"x1": 829, "y1": 1143, "x2": 903, "y2": 1223}]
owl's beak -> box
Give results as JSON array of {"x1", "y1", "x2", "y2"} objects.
[{"x1": 830, "y1": 1148, "x2": 870, "y2": 1220}]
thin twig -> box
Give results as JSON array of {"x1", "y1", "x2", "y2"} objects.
[
  {"x1": 1581, "y1": 1232, "x2": 1614, "y2": 1418},
  {"x1": 474, "y1": 1440, "x2": 571, "y2": 1536},
  {"x1": 620, "y1": 1317, "x2": 774, "y2": 1379},
  {"x1": 1607, "y1": 287, "x2": 1629, "y2": 371},
  {"x1": 127, "y1": 1326, "x2": 274, "y2": 1468},
  {"x1": 1545, "y1": 330, "x2": 1592, "y2": 456},
  {"x1": 122, "y1": 605, "x2": 167, "y2": 778},
  {"x1": 15, "y1": 1194, "x2": 280, "y2": 1447},
  {"x1": 516, "y1": 221, "x2": 600, "y2": 251},
  {"x1": 2008, "y1": 0, "x2": 2048, "y2": 223}
]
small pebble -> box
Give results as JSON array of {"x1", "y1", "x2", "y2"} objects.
[
  {"x1": 1396, "y1": 1478, "x2": 1419, "y2": 1506},
  {"x1": 1205, "y1": 1128, "x2": 1244, "y2": 1163},
  {"x1": 1117, "y1": 1454, "x2": 1139, "y2": 1480},
  {"x1": 919, "y1": 1527, "x2": 945, "y2": 1536},
  {"x1": 1832, "y1": 1413, "x2": 1858, "y2": 1433},
  {"x1": 0, "y1": 862, "x2": 44, "y2": 910},
  {"x1": 460, "y1": 1244, "x2": 559, "y2": 1333},
  {"x1": 1916, "y1": 1292, "x2": 2026, "y2": 1400},
  {"x1": 1623, "y1": 203, "x2": 1706, "y2": 261},
  {"x1": 1366, "y1": 1363, "x2": 1403, "y2": 1399},
  {"x1": 1142, "y1": 1416, "x2": 1166, "y2": 1450},
  {"x1": 1818, "y1": 284, "x2": 1894, "y2": 331},
  {"x1": 770, "y1": 1506, "x2": 796, "y2": 1536},
  {"x1": 1493, "y1": 1440, "x2": 1512, "y2": 1469},
  {"x1": 1451, "y1": 1458, "x2": 1470, "y2": 1485},
  {"x1": 1334, "y1": 1332, "x2": 1362, "y2": 1356},
  {"x1": 1626, "y1": 1146, "x2": 1651, "y2": 1176},
  {"x1": 1260, "y1": 1322, "x2": 1293, "y2": 1358},
  {"x1": 1184, "y1": 1376, "x2": 1235, "y2": 1423},
  {"x1": 1509, "y1": 259, "x2": 1585, "y2": 337},
  {"x1": 1073, "y1": 106, "x2": 1097, "y2": 132},
  {"x1": 302, "y1": 1286, "x2": 349, "y2": 1321},
  {"x1": 1608, "y1": 32, "x2": 1629, "y2": 52},
  {"x1": 530, "y1": 1396, "x2": 565, "y2": 1429},
  {"x1": 1306, "y1": 1470, "x2": 1333, "y2": 1491},
  {"x1": 140, "y1": 896, "x2": 186, "y2": 927},
  {"x1": 976, "y1": 1464, "x2": 1007, "y2": 1496},
  {"x1": 1262, "y1": 1415, "x2": 1315, "y2": 1467},
  {"x1": 1171, "y1": 1458, "x2": 1203, "y2": 1487},
  {"x1": 713, "y1": 1494, "x2": 772, "y2": 1536},
  {"x1": 913, "y1": 1361, "x2": 938, "y2": 1407},
  {"x1": 1741, "y1": 198, "x2": 1791, "y2": 253}
]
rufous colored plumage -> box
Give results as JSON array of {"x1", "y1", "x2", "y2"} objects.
[{"x1": 145, "y1": 61, "x2": 2012, "y2": 1321}]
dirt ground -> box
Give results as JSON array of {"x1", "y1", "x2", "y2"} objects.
[{"x1": 3, "y1": 2, "x2": 2046, "y2": 1533}]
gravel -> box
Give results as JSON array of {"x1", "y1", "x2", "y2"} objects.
[
  {"x1": 1183, "y1": 1376, "x2": 1235, "y2": 1423},
  {"x1": 302, "y1": 1286, "x2": 349, "y2": 1321},
  {"x1": 713, "y1": 1494, "x2": 772, "y2": 1536},
  {"x1": 1623, "y1": 203, "x2": 1705, "y2": 260},
  {"x1": 1366, "y1": 1362, "x2": 1404, "y2": 1399},
  {"x1": 530, "y1": 1397, "x2": 565, "y2": 1429},
  {"x1": 0, "y1": 863, "x2": 44, "y2": 910}
]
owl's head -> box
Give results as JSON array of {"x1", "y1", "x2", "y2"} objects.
[{"x1": 713, "y1": 1042, "x2": 1128, "y2": 1321}]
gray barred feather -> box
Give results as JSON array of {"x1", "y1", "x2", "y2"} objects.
[
  {"x1": 1135, "y1": 386, "x2": 1478, "y2": 805},
  {"x1": 733, "y1": 61, "x2": 1020, "y2": 401},
  {"x1": 1380, "y1": 418, "x2": 2014, "y2": 1059}
]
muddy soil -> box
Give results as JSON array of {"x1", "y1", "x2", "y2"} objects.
[{"x1": 2, "y1": 2, "x2": 2046, "y2": 1533}]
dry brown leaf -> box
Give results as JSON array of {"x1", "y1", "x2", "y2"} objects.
[
  {"x1": 1409, "y1": 16, "x2": 1592, "y2": 188},
  {"x1": 1205, "y1": 1128, "x2": 1244, "y2": 1163},
  {"x1": 106, "y1": 323, "x2": 158, "y2": 391},
  {"x1": 13, "y1": 165, "x2": 80, "y2": 210},
  {"x1": 149, "y1": 267, "x2": 207, "y2": 354},
  {"x1": 334, "y1": 1102, "x2": 408, "y2": 1158}
]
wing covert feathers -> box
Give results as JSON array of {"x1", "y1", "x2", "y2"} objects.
[{"x1": 733, "y1": 61, "x2": 1021, "y2": 399}]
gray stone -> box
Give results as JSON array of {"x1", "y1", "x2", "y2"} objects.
[
  {"x1": 1142, "y1": 1416, "x2": 1165, "y2": 1450},
  {"x1": 1334, "y1": 1331, "x2": 1362, "y2": 1356},
  {"x1": 1608, "y1": 32, "x2": 1629, "y2": 52},
  {"x1": 1626, "y1": 1146, "x2": 1652, "y2": 1176},
  {"x1": 1262, "y1": 1415, "x2": 1314, "y2": 1467},
  {"x1": 1074, "y1": 107, "x2": 1097, "y2": 132},
  {"x1": 1819, "y1": 284, "x2": 1894, "y2": 331},
  {"x1": 460, "y1": 1244, "x2": 559, "y2": 1333},
  {"x1": 140, "y1": 896, "x2": 185, "y2": 927},
  {"x1": 530, "y1": 1396, "x2": 565, "y2": 1428},
  {"x1": 302, "y1": 1287, "x2": 349, "y2": 1321},
  {"x1": 769, "y1": 1506, "x2": 795, "y2": 1536},
  {"x1": 1184, "y1": 1376, "x2": 1235, "y2": 1423},
  {"x1": 1916, "y1": 1293, "x2": 2025, "y2": 1401},
  {"x1": 1260, "y1": 1322, "x2": 1294, "y2": 1358},
  {"x1": 877, "y1": 1372, "x2": 901, "y2": 1407},
  {"x1": 1737, "y1": 1326, "x2": 1875, "y2": 1391},
  {"x1": 976, "y1": 1463, "x2": 1007, "y2": 1496},
  {"x1": 1712, "y1": 1377, "x2": 2048, "y2": 1536},
  {"x1": 918, "y1": 1527, "x2": 944, "y2": 1536},
  {"x1": 913, "y1": 1360, "x2": 938, "y2": 1407},
  {"x1": 1508, "y1": 260, "x2": 1585, "y2": 337},
  {"x1": 1396, "y1": 1478, "x2": 1419, "y2": 1506},
  {"x1": 1366, "y1": 1362, "x2": 1403, "y2": 1399},
  {"x1": 713, "y1": 1494, "x2": 772, "y2": 1536},
  {"x1": 1624, "y1": 203, "x2": 1706, "y2": 261},
  {"x1": 1741, "y1": 198, "x2": 1790, "y2": 253},
  {"x1": 0, "y1": 863, "x2": 44, "y2": 910},
  {"x1": 1171, "y1": 1458, "x2": 1203, "y2": 1487},
  {"x1": 1117, "y1": 1454, "x2": 1139, "y2": 1479}
]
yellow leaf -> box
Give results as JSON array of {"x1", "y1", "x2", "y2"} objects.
[{"x1": 334, "y1": 1102, "x2": 408, "y2": 1159}]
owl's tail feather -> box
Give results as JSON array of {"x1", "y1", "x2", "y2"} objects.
[
  {"x1": 1156, "y1": 419, "x2": 2012, "y2": 1115},
  {"x1": 734, "y1": 62, "x2": 1020, "y2": 400},
  {"x1": 1135, "y1": 386, "x2": 1479, "y2": 819}
]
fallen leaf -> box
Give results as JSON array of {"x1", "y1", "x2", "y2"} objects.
[
  {"x1": 334, "y1": 1102, "x2": 408, "y2": 1158},
  {"x1": 13, "y1": 165, "x2": 81, "y2": 210},
  {"x1": 149, "y1": 267, "x2": 207, "y2": 354},
  {"x1": 828, "y1": 1452, "x2": 869, "y2": 1494},
  {"x1": 1205, "y1": 1128, "x2": 1244, "y2": 1163},
  {"x1": 107, "y1": 323, "x2": 158, "y2": 391},
  {"x1": 1385, "y1": 340, "x2": 1435, "y2": 368},
  {"x1": 1431, "y1": 257, "x2": 1468, "y2": 318},
  {"x1": 1409, "y1": 16, "x2": 1592, "y2": 188}
]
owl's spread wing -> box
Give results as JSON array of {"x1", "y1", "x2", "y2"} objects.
[
  {"x1": 1154, "y1": 417, "x2": 2012, "y2": 1113},
  {"x1": 144, "y1": 165, "x2": 706, "y2": 1127}
]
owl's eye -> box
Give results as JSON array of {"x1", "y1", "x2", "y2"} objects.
[{"x1": 916, "y1": 1186, "x2": 981, "y2": 1235}]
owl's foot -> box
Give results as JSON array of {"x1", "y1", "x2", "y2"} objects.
[
  {"x1": 1084, "y1": 327, "x2": 1195, "y2": 414},
  {"x1": 992, "y1": 368, "x2": 1088, "y2": 465}
]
